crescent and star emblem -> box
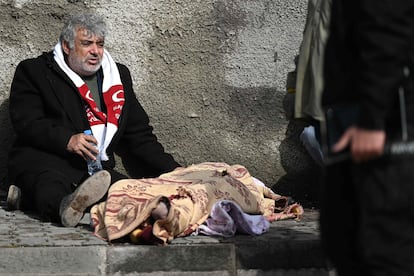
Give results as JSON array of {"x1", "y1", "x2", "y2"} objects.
[
  {"x1": 112, "y1": 89, "x2": 125, "y2": 102},
  {"x1": 85, "y1": 90, "x2": 94, "y2": 101}
]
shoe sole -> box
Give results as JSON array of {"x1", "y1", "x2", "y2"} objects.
[
  {"x1": 6, "y1": 185, "x2": 21, "y2": 211},
  {"x1": 61, "y1": 170, "x2": 111, "y2": 227}
]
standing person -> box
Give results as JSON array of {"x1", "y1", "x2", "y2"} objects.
[
  {"x1": 295, "y1": 0, "x2": 331, "y2": 123},
  {"x1": 320, "y1": 0, "x2": 414, "y2": 275},
  {"x1": 294, "y1": 0, "x2": 331, "y2": 166},
  {"x1": 7, "y1": 13, "x2": 181, "y2": 227}
]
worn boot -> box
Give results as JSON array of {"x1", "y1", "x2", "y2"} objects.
[
  {"x1": 6, "y1": 184, "x2": 22, "y2": 211},
  {"x1": 60, "y1": 170, "x2": 111, "y2": 227}
]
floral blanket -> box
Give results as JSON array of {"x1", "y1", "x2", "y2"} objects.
[{"x1": 90, "y1": 162, "x2": 301, "y2": 245}]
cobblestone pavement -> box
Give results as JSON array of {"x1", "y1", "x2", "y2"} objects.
[
  {"x1": 0, "y1": 189, "x2": 107, "y2": 248},
  {"x1": 0, "y1": 188, "x2": 321, "y2": 248},
  {"x1": 0, "y1": 188, "x2": 331, "y2": 275}
]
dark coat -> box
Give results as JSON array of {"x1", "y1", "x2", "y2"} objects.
[
  {"x1": 322, "y1": 0, "x2": 414, "y2": 140},
  {"x1": 8, "y1": 51, "x2": 180, "y2": 182}
]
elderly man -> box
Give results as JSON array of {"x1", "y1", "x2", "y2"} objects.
[{"x1": 7, "y1": 14, "x2": 180, "y2": 227}]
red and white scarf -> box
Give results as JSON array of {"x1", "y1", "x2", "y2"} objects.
[{"x1": 53, "y1": 42, "x2": 125, "y2": 161}]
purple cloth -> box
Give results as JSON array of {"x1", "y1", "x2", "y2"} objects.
[{"x1": 197, "y1": 200, "x2": 270, "y2": 237}]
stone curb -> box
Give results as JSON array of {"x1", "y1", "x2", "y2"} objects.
[{"x1": 0, "y1": 195, "x2": 331, "y2": 275}]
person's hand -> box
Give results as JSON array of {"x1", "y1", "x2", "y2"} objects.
[
  {"x1": 333, "y1": 126, "x2": 386, "y2": 162},
  {"x1": 66, "y1": 133, "x2": 98, "y2": 161}
]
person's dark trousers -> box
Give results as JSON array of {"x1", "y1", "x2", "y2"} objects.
[
  {"x1": 319, "y1": 159, "x2": 361, "y2": 275},
  {"x1": 320, "y1": 156, "x2": 414, "y2": 276},
  {"x1": 15, "y1": 168, "x2": 128, "y2": 223}
]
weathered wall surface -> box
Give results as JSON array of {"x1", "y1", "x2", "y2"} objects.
[{"x1": 0, "y1": 0, "x2": 319, "y2": 202}]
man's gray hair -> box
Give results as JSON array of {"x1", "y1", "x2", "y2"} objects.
[{"x1": 59, "y1": 14, "x2": 107, "y2": 48}]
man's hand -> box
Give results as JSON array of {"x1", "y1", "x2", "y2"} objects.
[
  {"x1": 333, "y1": 127, "x2": 386, "y2": 162},
  {"x1": 66, "y1": 133, "x2": 99, "y2": 161}
]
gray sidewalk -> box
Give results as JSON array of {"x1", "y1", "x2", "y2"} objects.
[{"x1": 0, "y1": 190, "x2": 332, "y2": 276}]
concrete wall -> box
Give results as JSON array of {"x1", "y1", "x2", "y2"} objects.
[{"x1": 0, "y1": 0, "x2": 320, "y2": 202}]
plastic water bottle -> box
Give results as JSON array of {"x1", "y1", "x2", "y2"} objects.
[{"x1": 84, "y1": 129, "x2": 103, "y2": 175}]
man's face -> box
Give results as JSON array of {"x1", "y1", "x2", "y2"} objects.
[{"x1": 62, "y1": 27, "x2": 104, "y2": 76}]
